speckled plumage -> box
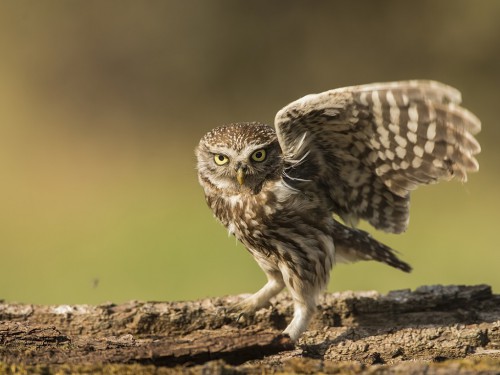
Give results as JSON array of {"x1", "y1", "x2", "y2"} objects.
[{"x1": 195, "y1": 80, "x2": 481, "y2": 340}]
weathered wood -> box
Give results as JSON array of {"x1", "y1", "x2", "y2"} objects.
[{"x1": 1, "y1": 285, "x2": 500, "y2": 374}]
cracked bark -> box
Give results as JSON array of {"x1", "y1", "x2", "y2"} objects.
[{"x1": 1, "y1": 284, "x2": 500, "y2": 374}]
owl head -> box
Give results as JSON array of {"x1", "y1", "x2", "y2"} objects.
[{"x1": 196, "y1": 122, "x2": 282, "y2": 194}]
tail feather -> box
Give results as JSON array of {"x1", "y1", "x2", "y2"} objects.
[{"x1": 333, "y1": 221, "x2": 412, "y2": 273}]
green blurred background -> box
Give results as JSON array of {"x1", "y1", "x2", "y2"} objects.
[{"x1": 1, "y1": 1, "x2": 499, "y2": 305}]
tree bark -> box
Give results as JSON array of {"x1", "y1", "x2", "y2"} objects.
[{"x1": 1, "y1": 284, "x2": 500, "y2": 374}]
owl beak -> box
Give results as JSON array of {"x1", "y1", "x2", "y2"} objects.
[{"x1": 236, "y1": 167, "x2": 246, "y2": 185}]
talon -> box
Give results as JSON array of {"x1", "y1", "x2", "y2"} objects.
[
  {"x1": 236, "y1": 312, "x2": 246, "y2": 323},
  {"x1": 228, "y1": 299, "x2": 254, "y2": 314},
  {"x1": 215, "y1": 306, "x2": 227, "y2": 316}
]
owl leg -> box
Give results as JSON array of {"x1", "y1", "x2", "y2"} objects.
[
  {"x1": 282, "y1": 290, "x2": 318, "y2": 341},
  {"x1": 232, "y1": 270, "x2": 285, "y2": 313},
  {"x1": 280, "y1": 264, "x2": 323, "y2": 341}
]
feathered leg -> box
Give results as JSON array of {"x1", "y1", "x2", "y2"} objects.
[{"x1": 232, "y1": 270, "x2": 285, "y2": 312}]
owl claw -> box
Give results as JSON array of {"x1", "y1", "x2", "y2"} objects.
[
  {"x1": 224, "y1": 297, "x2": 266, "y2": 325},
  {"x1": 223, "y1": 302, "x2": 254, "y2": 325},
  {"x1": 227, "y1": 299, "x2": 256, "y2": 314},
  {"x1": 235, "y1": 311, "x2": 247, "y2": 323}
]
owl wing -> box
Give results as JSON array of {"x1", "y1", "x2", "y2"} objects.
[{"x1": 274, "y1": 80, "x2": 481, "y2": 233}]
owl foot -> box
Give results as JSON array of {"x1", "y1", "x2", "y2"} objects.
[
  {"x1": 223, "y1": 300, "x2": 257, "y2": 325},
  {"x1": 228, "y1": 297, "x2": 272, "y2": 313},
  {"x1": 231, "y1": 277, "x2": 285, "y2": 313},
  {"x1": 282, "y1": 301, "x2": 316, "y2": 341}
]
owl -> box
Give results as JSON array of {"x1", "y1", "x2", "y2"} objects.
[{"x1": 195, "y1": 80, "x2": 481, "y2": 341}]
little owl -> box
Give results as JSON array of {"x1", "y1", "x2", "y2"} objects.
[{"x1": 195, "y1": 80, "x2": 481, "y2": 340}]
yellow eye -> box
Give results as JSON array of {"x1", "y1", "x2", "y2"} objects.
[
  {"x1": 214, "y1": 154, "x2": 229, "y2": 165},
  {"x1": 251, "y1": 149, "x2": 267, "y2": 162}
]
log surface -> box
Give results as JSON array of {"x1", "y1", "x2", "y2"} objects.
[{"x1": 1, "y1": 285, "x2": 500, "y2": 374}]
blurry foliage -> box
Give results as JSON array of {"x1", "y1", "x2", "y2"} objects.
[{"x1": 0, "y1": 1, "x2": 499, "y2": 304}]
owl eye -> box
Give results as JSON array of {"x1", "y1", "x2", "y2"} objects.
[
  {"x1": 251, "y1": 149, "x2": 267, "y2": 162},
  {"x1": 214, "y1": 154, "x2": 229, "y2": 165}
]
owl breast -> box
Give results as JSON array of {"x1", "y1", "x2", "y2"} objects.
[
  {"x1": 206, "y1": 181, "x2": 282, "y2": 251},
  {"x1": 205, "y1": 180, "x2": 336, "y2": 286}
]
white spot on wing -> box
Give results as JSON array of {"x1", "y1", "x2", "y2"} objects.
[
  {"x1": 401, "y1": 94, "x2": 409, "y2": 105},
  {"x1": 370, "y1": 138, "x2": 381, "y2": 150},
  {"x1": 412, "y1": 157, "x2": 423, "y2": 168},
  {"x1": 371, "y1": 90, "x2": 381, "y2": 106},
  {"x1": 377, "y1": 126, "x2": 389, "y2": 139},
  {"x1": 407, "y1": 121, "x2": 418, "y2": 133},
  {"x1": 388, "y1": 123, "x2": 400, "y2": 134},
  {"x1": 396, "y1": 146, "x2": 406, "y2": 158},
  {"x1": 386, "y1": 90, "x2": 397, "y2": 106},
  {"x1": 424, "y1": 140, "x2": 435, "y2": 154},
  {"x1": 433, "y1": 159, "x2": 444, "y2": 168},
  {"x1": 376, "y1": 164, "x2": 391, "y2": 175},
  {"x1": 413, "y1": 145, "x2": 424, "y2": 158},
  {"x1": 380, "y1": 137, "x2": 390, "y2": 149},
  {"x1": 408, "y1": 104, "x2": 419, "y2": 122},
  {"x1": 407, "y1": 131, "x2": 417, "y2": 144},
  {"x1": 395, "y1": 135, "x2": 407, "y2": 148},
  {"x1": 427, "y1": 122, "x2": 437, "y2": 140},
  {"x1": 359, "y1": 92, "x2": 369, "y2": 106}
]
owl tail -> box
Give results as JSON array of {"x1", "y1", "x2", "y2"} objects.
[{"x1": 333, "y1": 221, "x2": 412, "y2": 273}]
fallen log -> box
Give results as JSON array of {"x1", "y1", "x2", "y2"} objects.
[{"x1": 1, "y1": 285, "x2": 499, "y2": 374}]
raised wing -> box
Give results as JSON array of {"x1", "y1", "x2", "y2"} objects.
[{"x1": 274, "y1": 80, "x2": 481, "y2": 233}]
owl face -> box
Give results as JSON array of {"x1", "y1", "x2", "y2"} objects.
[{"x1": 196, "y1": 122, "x2": 282, "y2": 194}]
